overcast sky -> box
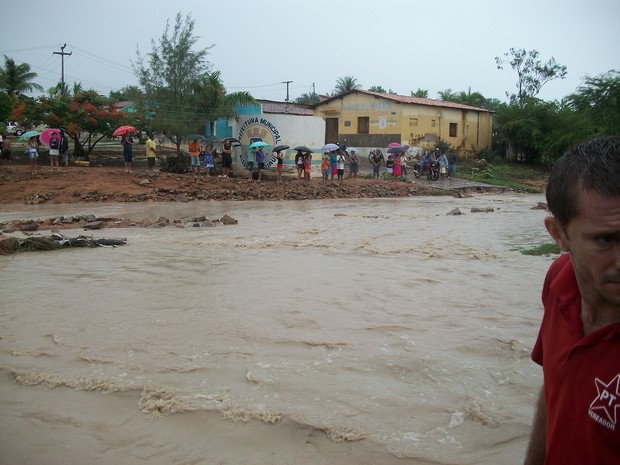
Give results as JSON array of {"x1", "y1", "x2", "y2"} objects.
[{"x1": 1, "y1": 0, "x2": 618, "y2": 103}]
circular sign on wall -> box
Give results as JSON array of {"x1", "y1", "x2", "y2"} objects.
[{"x1": 237, "y1": 117, "x2": 283, "y2": 168}]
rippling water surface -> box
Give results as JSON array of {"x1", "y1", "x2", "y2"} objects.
[{"x1": 0, "y1": 194, "x2": 552, "y2": 464}]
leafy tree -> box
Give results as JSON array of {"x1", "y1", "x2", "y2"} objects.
[
  {"x1": 333, "y1": 76, "x2": 361, "y2": 95},
  {"x1": 0, "y1": 56, "x2": 44, "y2": 97},
  {"x1": 134, "y1": 12, "x2": 214, "y2": 154},
  {"x1": 495, "y1": 48, "x2": 567, "y2": 104},
  {"x1": 437, "y1": 89, "x2": 456, "y2": 101},
  {"x1": 109, "y1": 85, "x2": 144, "y2": 102},
  {"x1": 567, "y1": 70, "x2": 620, "y2": 136},
  {"x1": 410, "y1": 88, "x2": 429, "y2": 98},
  {"x1": 295, "y1": 92, "x2": 320, "y2": 105},
  {"x1": 368, "y1": 85, "x2": 387, "y2": 93},
  {"x1": 454, "y1": 87, "x2": 488, "y2": 108},
  {"x1": 0, "y1": 92, "x2": 13, "y2": 123},
  {"x1": 18, "y1": 88, "x2": 134, "y2": 159},
  {"x1": 194, "y1": 70, "x2": 256, "y2": 137},
  {"x1": 368, "y1": 86, "x2": 397, "y2": 94},
  {"x1": 493, "y1": 98, "x2": 589, "y2": 164}
]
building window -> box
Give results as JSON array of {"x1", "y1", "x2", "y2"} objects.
[
  {"x1": 344, "y1": 121, "x2": 351, "y2": 127},
  {"x1": 409, "y1": 118, "x2": 418, "y2": 126},
  {"x1": 358, "y1": 116, "x2": 369, "y2": 134},
  {"x1": 449, "y1": 122, "x2": 457, "y2": 137},
  {"x1": 431, "y1": 119, "x2": 436, "y2": 127}
]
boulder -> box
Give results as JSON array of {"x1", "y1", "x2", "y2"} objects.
[
  {"x1": 220, "y1": 214, "x2": 238, "y2": 225},
  {"x1": 83, "y1": 221, "x2": 104, "y2": 230}
]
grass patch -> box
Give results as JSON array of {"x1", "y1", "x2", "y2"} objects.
[
  {"x1": 520, "y1": 243, "x2": 561, "y2": 256},
  {"x1": 458, "y1": 159, "x2": 548, "y2": 192}
]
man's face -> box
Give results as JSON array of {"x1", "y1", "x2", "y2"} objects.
[{"x1": 546, "y1": 189, "x2": 620, "y2": 310}]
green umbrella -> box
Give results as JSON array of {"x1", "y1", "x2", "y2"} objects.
[{"x1": 19, "y1": 130, "x2": 40, "y2": 141}]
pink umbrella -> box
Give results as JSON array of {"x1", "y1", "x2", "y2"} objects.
[
  {"x1": 112, "y1": 125, "x2": 136, "y2": 137},
  {"x1": 387, "y1": 142, "x2": 401, "y2": 148},
  {"x1": 40, "y1": 128, "x2": 61, "y2": 145}
]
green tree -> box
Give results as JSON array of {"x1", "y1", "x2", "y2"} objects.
[
  {"x1": 21, "y1": 88, "x2": 134, "y2": 159},
  {"x1": 368, "y1": 86, "x2": 397, "y2": 94},
  {"x1": 0, "y1": 56, "x2": 44, "y2": 97},
  {"x1": 410, "y1": 88, "x2": 429, "y2": 98},
  {"x1": 333, "y1": 76, "x2": 361, "y2": 95},
  {"x1": 368, "y1": 85, "x2": 387, "y2": 93},
  {"x1": 195, "y1": 70, "x2": 256, "y2": 137},
  {"x1": 453, "y1": 87, "x2": 487, "y2": 108},
  {"x1": 109, "y1": 85, "x2": 144, "y2": 102},
  {"x1": 567, "y1": 70, "x2": 620, "y2": 136},
  {"x1": 495, "y1": 48, "x2": 567, "y2": 104},
  {"x1": 134, "y1": 12, "x2": 214, "y2": 154},
  {"x1": 295, "y1": 92, "x2": 320, "y2": 105},
  {"x1": 437, "y1": 89, "x2": 456, "y2": 101}
]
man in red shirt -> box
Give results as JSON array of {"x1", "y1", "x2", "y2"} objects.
[{"x1": 524, "y1": 136, "x2": 620, "y2": 464}]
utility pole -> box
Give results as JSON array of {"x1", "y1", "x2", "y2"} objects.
[
  {"x1": 53, "y1": 44, "x2": 72, "y2": 86},
  {"x1": 281, "y1": 80, "x2": 293, "y2": 103}
]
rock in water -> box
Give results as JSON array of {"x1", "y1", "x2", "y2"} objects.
[{"x1": 220, "y1": 215, "x2": 238, "y2": 225}]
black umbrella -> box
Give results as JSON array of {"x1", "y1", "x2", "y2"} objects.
[
  {"x1": 293, "y1": 145, "x2": 312, "y2": 152},
  {"x1": 182, "y1": 134, "x2": 208, "y2": 142},
  {"x1": 273, "y1": 144, "x2": 290, "y2": 152},
  {"x1": 387, "y1": 146, "x2": 406, "y2": 153}
]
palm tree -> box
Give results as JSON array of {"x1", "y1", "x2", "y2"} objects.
[
  {"x1": 195, "y1": 71, "x2": 257, "y2": 136},
  {"x1": 0, "y1": 56, "x2": 44, "y2": 97},
  {"x1": 333, "y1": 76, "x2": 361, "y2": 96},
  {"x1": 411, "y1": 88, "x2": 429, "y2": 98},
  {"x1": 437, "y1": 89, "x2": 457, "y2": 102},
  {"x1": 295, "y1": 92, "x2": 320, "y2": 105},
  {"x1": 454, "y1": 87, "x2": 487, "y2": 107}
]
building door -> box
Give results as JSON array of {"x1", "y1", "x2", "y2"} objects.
[{"x1": 325, "y1": 118, "x2": 339, "y2": 143}]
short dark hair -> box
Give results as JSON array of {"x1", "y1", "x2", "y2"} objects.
[{"x1": 546, "y1": 135, "x2": 620, "y2": 228}]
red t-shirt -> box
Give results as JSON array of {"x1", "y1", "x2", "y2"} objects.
[{"x1": 532, "y1": 253, "x2": 620, "y2": 464}]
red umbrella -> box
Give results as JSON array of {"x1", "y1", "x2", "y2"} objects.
[
  {"x1": 112, "y1": 125, "x2": 136, "y2": 137},
  {"x1": 387, "y1": 142, "x2": 401, "y2": 148},
  {"x1": 40, "y1": 128, "x2": 61, "y2": 145}
]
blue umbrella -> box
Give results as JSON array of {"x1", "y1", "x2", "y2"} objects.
[
  {"x1": 248, "y1": 141, "x2": 269, "y2": 150},
  {"x1": 19, "y1": 130, "x2": 40, "y2": 141}
]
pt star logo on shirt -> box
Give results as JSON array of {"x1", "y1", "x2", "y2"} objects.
[{"x1": 589, "y1": 374, "x2": 620, "y2": 430}]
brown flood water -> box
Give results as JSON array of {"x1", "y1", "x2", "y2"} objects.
[{"x1": 0, "y1": 194, "x2": 551, "y2": 464}]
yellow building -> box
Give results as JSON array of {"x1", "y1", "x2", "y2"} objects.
[{"x1": 313, "y1": 90, "x2": 493, "y2": 155}]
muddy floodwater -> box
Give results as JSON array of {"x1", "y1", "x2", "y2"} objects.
[{"x1": 0, "y1": 194, "x2": 552, "y2": 464}]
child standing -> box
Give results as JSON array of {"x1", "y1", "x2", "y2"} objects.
[
  {"x1": 203, "y1": 144, "x2": 215, "y2": 176},
  {"x1": 386, "y1": 155, "x2": 394, "y2": 181},
  {"x1": 27, "y1": 136, "x2": 39, "y2": 176},
  {"x1": 303, "y1": 152, "x2": 312, "y2": 183},
  {"x1": 188, "y1": 139, "x2": 201, "y2": 174},
  {"x1": 321, "y1": 154, "x2": 329, "y2": 182}
]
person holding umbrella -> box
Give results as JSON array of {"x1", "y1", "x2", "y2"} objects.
[
  {"x1": 255, "y1": 146, "x2": 266, "y2": 182},
  {"x1": 121, "y1": 132, "x2": 134, "y2": 173},
  {"x1": 220, "y1": 138, "x2": 233, "y2": 178},
  {"x1": 48, "y1": 131, "x2": 60, "y2": 171},
  {"x1": 275, "y1": 149, "x2": 284, "y2": 183},
  {"x1": 27, "y1": 135, "x2": 40, "y2": 176}
]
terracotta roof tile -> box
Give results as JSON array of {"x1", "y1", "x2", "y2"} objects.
[{"x1": 258, "y1": 100, "x2": 314, "y2": 116}]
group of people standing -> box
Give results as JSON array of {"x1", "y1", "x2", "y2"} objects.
[{"x1": 9, "y1": 130, "x2": 71, "y2": 176}]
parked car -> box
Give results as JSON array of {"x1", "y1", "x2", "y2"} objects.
[{"x1": 5, "y1": 121, "x2": 24, "y2": 136}]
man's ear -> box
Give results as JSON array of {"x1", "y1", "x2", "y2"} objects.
[{"x1": 544, "y1": 216, "x2": 569, "y2": 252}]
